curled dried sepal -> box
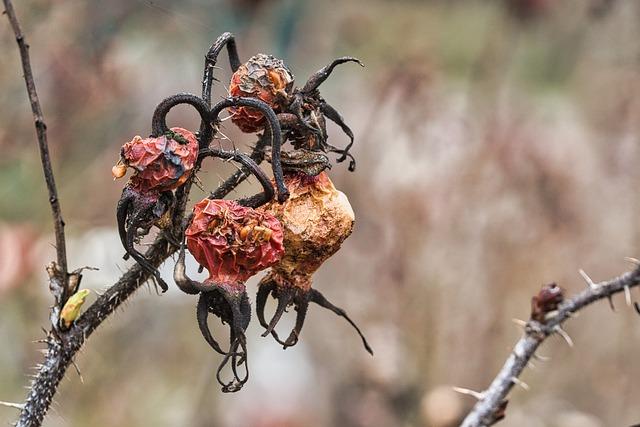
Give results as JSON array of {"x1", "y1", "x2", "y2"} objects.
[
  {"x1": 256, "y1": 275, "x2": 372, "y2": 354},
  {"x1": 256, "y1": 172, "x2": 372, "y2": 354},
  {"x1": 60, "y1": 289, "x2": 90, "y2": 329},
  {"x1": 229, "y1": 54, "x2": 294, "y2": 132}
]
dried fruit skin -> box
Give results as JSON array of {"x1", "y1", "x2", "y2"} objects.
[
  {"x1": 186, "y1": 199, "x2": 285, "y2": 293},
  {"x1": 260, "y1": 171, "x2": 354, "y2": 290},
  {"x1": 117, "y1": 127, "x2": 198, "y2": 193},
  {"x1": 228, "y1": 54, "x2": 294, "y2": 132}
]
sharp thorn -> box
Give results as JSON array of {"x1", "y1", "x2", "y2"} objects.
[
  {"x1": 0, "y1": 401, "x2": 25, "y2": 410},
  {"x1": 452, "y1": 386, "x2": 484, "y2": 400},
  {"x1": 624, "y1": 256, "x2": 640, "y2": 266},
  {"x1": 579, "y1": 269, "x2": 598, "y2": 289},
  {"x1": 624, "y1": 285, "x2": 632, "y2": 307},
  {"x1": 511, "y1": 377, "x2": 530, "y2": 391},
  {"x1": 554, "y1": 325, "x2": 574, "y2": 347}
]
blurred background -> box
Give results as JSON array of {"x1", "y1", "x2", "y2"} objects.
[{"x1": 2, "y1": 0, "x2": 640, "y2": 426}]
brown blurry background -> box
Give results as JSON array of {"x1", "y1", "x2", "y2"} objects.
[{"x1": 2, "y1": 0, "x2": 640, "y2": 426}]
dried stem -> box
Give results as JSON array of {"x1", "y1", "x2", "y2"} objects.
[
  {"x1": 460, "y1": 266, "x2": 640, "y2": 427},
  {"x1": 3, "y1": 0, "x2": 68, "y2": 280}
]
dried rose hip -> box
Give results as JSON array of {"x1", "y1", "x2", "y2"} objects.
[
  {"x1": 228, "y1": 53, "x2": 362, "y2": 171},
  {"x1": 228, "y1": 54, "x2": 294, "y2": 133},
  {"x1": 256, "y1": 170, "x2": 372, "y2": 354},
  {"x1": 114, "y1": 127, "x2": 198, "y2": 292},
  {"x1": 186, "y1": 198, "x2": 285, "y2": 290},
  {"x1": 173, "y1": 149, "x2": 283, "y2": 393},
  {"x1": 114, "y1": 127, "x2": 198, "y2": 192},
  {"x1": 175, "y1": 198, "x2": 284, "y2": 392}
]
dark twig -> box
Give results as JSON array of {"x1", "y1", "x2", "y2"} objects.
[
  {"x1": 3, "y1": 0, "x2": 68, "y2": 282},
  {"x1": 460, "y1": 266, "x2": 640, "y2": 427}
]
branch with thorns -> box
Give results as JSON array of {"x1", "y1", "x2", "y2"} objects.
[
  {"x1": 1, "y1": 3, "x2": 266, "y2": 425},
  {"x1": 4, "y1": 0, "x2": 368, "y2": 423},
  {"x1": 459, "y1": 262, "x2": 640, "y2": 426}
]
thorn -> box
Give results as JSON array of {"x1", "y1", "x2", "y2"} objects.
[
  {"x1": 0, "y1": 401, "x2": 25, "y2": 410},
  {"x1": 607, "y1": 295, "x2": 616, "y2": 312},
  {"x1": 71, "y1": 360, "x2": 83, "y2": 384},
  {"x1": 532, "y1": 353, "x2": 550, "y2": 361},
  {"x1": 452, "y1": 386, "x2": 484, "y2": 400},
  {"x1": 634, "y1": 302, "x2": 640, "y2": 316},
  {"x1": 511, "y1": 318, "x2": 527, "y2": 329},
  {"x1": 624, "y1": 285, "x2": 632, "y2": 307},
  {"x1": 511, "y1": 377, "x2": 530, "y2": 391},
  {"x1": 579, "y1": 269, "x2": 598, "y2": 289},
  {"x1": 554, "y1": 325, "x2": 574, "y2": 347},
  {"x1": 624, "y1": 256, "x2": 640, "y2": 266},
  {"x1": 217, "y1": 129, "x2": 231, "y2": 142}
]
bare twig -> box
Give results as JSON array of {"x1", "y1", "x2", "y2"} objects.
[
  {"x1": 3, "y1": 0, "x2": 68, "y2": 281},
  {"x1": 460, "y1": 266, "x2": 640, "y2": 427}
]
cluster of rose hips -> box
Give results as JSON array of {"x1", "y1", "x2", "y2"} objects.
[{"x1": 113, "y1": 34, "x2": 371, "y2": 392}]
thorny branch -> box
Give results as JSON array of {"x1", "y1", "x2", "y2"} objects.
[
  {"x1": 460, "y1": 265, "x2": 640, "y2": 427},
  {"x1": 3, "y1": 3, "x2": 262, "y2": 426}
]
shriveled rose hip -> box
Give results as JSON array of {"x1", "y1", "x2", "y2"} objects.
[
  {"x1": 114, "y1": 127, "x2": 198, "y2": 192},
  {"x1": 228, "y1": 54, "x2": 294, "y2": 133},
  {"x1": 114, "y1": 127, "x2": 198, "y2": 293},
  {"x1": 256, "y1": 171, "x2": 372, "y2": 354},
  {"x1": 176, "y1": 197, "x2": 285, "y2": 392},
  {"x1": 185, "y1": 198, "x2": 285, "y2": 294}
]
